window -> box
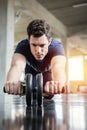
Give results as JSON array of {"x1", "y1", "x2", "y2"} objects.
[{"x1": 68, "y1": 56, "x2": 84, "y2": 81}]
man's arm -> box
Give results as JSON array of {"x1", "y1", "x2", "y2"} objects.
[
  {"x1": 4, "y1": 53, "x2": 26, "y2": 95},
  {"x1": 51, "y1": 55, "x2": 66, "y2": 88},
  {"x1": 45, "y1": 55, "x2": 66, "y2": 94}
]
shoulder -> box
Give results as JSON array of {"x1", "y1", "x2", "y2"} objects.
[
  {"x1": 15, "y1": 38, "x2": 29, "y2": 50},
  {"x1": 51, "y1": 38, "x2": 61, "y2": 45},
  {"x1": 17, "y1": 39, "x2": 29, "y2": 46},
  {"x1": 14, "y1": 39, "x2": 30, "y2": 57},
  {"x1": 48, "y1": 38, "x2": 65, "y2": 56},
  {"x1": 50, "y1": 38, "x2": 64, "y2": 49}
]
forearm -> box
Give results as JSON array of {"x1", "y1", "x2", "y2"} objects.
[
  {"x1": 52, "y1": 70, "x2": 66, "y2": 85},
  {"x1": 52, "y1": 64, "x2": 66, "y2": 86},
  {"x1": 45, "y1": 56, "x2": 66, "y2": 94},
  {"x1": 4, "y1": 53, "x2": 26, "y2": 95},
  {"x1": 6, "y1": 65, "x2": 25, "y2": 82}
]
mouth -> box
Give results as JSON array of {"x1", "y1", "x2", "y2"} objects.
[
  {"x1": 36, "y1": 55, "x2": 42, "y2": 59},
  {"x1": 36, "y1": 54, "x2": 43, "y2": 59}
]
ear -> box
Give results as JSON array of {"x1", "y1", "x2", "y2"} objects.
[{"x1": 48, "y1": 37, "x2": 52, "y2": 45}]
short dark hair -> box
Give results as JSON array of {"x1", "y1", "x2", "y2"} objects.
[{"x1": 27, "y1": 19, "x2": 51, "y2": 39}]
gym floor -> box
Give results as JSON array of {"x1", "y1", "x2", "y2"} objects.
[{"x1": 1, "y1": 93, "x2": 87, "y2": 130}]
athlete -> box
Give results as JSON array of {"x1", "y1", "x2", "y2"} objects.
[{"x1": 4, "y1": 19, "x2": 66, "y2": 98}]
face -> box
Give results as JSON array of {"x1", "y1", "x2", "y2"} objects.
[{"x1": 29, "y1": 34, "x2": 51, "y2": 61}]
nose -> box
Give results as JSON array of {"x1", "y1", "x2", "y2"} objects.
[{"x1": 36, "y1": 46, "x2": 42, "y2": 53}]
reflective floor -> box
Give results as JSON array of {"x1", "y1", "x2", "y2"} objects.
[{"x1": 1, "y1": 93, "x2": 87, "y2": 130}]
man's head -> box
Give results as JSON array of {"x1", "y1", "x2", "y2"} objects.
[
  {"x1": 27, "y1": 19, "x2": 51, "y2": 39},
  {"x1": 27, "y1": 19, "x2": 52, "y2": 61}
]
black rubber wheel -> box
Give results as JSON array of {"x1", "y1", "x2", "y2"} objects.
[
  {"x1": 36, "y1": 73, "x2": 43, "y2": 106},
  {"x1": 26, "y1": 73, "x2": 33, "y2": 107}
]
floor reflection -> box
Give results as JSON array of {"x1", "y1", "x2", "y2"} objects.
[
  {"x1": 24, "y1": 106, "x2": 43, "y2": 130},
  {"x1": 2, "y1": 94, "x2": 87, "y2": 130}
]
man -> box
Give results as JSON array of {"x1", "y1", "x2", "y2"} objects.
[{"x1": 4, "y1": 19, "x2": 66, "y2": 98}]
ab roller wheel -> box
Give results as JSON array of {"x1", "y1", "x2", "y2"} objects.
[
  {"x1": 25, "y1": 73, "x2": 43, "y2": 107},
  {"x1": 36, "y1": 73, "x2": 43, "y2": 106},
  {"x1": 26, "y1": 73, "x2": 33, "y2": 107}
]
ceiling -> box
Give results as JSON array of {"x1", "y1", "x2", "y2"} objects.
[
  {"x1": 37, "y1": 0, "x2": 87, "y2": 36},
  {"x1": 14, "y1": 0, "x2": 87, "y2": 54}
]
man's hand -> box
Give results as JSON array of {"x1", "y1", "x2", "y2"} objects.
[
  {"x1": 44, "y1": 81, "x2": 65, "y2": 95},
  {"x1": 4, "y1": 81, "x2": 24, "y2": 95}
]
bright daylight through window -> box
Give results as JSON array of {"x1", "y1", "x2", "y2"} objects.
[{"x1": 68, "y1": 56, "x2": 84, "y2": 81}]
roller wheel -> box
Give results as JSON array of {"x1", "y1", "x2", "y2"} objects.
[
  {"x1": 36, "y1": 73, "x2": 43, "y2": 106},
  {"x1": 26, "y1": 73, "x2": 33, "y2": 107}
]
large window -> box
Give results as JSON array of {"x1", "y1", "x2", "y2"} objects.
[{"x1": 68, "y1": 56, "x2": 84, "y2": 81}]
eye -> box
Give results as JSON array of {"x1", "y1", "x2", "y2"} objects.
[
  {"x1": 40, "y1": 44, "x2": 45, "y2": 47},
  {"x1": 32, "y1": 44, "x2": 37, "y2": 47},
  {"x1": 40, "y1": 44, "x2": 46, "y2": 48}
]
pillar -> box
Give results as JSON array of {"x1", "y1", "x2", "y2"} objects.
[
  {"x1": 0, "y1": 0, "x2": 14, "y2": 126},
  {"x1": 62, "y1": 37, "x2": 70, "y2": 93}
]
